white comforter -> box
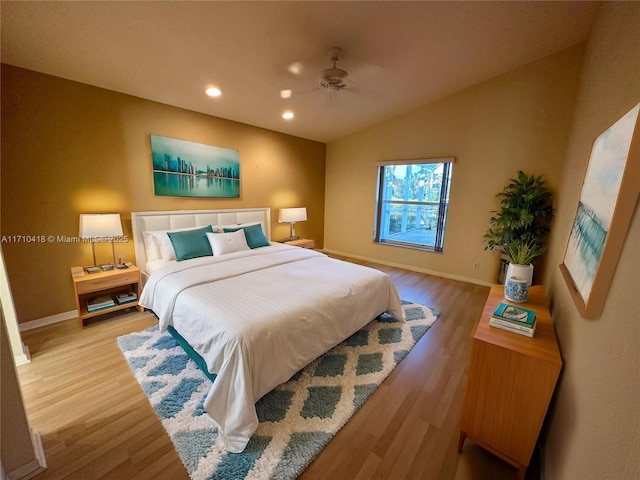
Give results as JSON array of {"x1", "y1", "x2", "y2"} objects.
[{"x1": 139, "y1": 243, "x2": 402, "y2": 452}]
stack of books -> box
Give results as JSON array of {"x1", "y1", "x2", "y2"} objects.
[
  {"x1": 489, "y1": 302, "x2": 536, "y2": 337},
  {"x1": 115, "y1": 291, "x2": 138, "y2": 305},
  {"x1": 87, "y1": 295, "x2": 115, "y2": 312}
]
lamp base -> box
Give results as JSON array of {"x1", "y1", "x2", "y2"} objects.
[{"x1": 289, "y1": 222, "x2": 298, "y2": 240}]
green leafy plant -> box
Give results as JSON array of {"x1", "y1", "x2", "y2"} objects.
[
  {"x1": 502, "y1": 240, "x2": 545, "y2": 266},
  {"x1": 484, "y1": 171, "x2": 554, "y2": 264}
]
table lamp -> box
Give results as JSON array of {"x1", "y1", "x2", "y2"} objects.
[
  {"x1": 79, "y1": 213, "x2": 123, "y2": 272},
  {"x1": 279, "y1": 207, "x2": 307, "y2": 240}
]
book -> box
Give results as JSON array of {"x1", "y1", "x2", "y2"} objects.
[
  {"x1": 490, "y1": 316, "x2": 536, "y2": 337},
  {"x1": 87, "y1": 295, "x2": 115, "y2": 312},
  {"x1": 115, "y1": 291, "x2": 138, "y2": 304},
  {"x1": 492, "y1": 302, "x2": 536, "y2": 328},
  {"x1": 70, "y1": 266, "x2": 84, "y2": 278}
]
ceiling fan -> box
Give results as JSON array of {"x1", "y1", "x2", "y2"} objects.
[{"x1": 317, "y1": 47, "x2": 349, "y2": 94}]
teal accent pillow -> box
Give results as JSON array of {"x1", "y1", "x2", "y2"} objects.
[
  {"x1": 223, "y1": 223, "x2": 270, "y2": 249},
  {"x1": 167, "y1": 225, "x2": 214, "y2": 261}
]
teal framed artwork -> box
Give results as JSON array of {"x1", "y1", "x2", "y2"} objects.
[{"x1": 150, "y1": 135, "x2": 240, "y2": 198}]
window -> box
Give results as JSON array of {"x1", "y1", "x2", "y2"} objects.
[{"x1": 374, "y1": 159, "x2": 453, "y2": 252}]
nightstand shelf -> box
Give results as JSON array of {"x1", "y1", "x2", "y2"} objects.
[{"x1": 72, "y1": 266, "x2": 143, "y2": 326}]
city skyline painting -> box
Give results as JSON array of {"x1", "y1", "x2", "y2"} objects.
[{"x1": 150, "y1": 135, "x2": 241, "y2": 198}]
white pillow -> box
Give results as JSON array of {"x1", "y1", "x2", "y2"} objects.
[
  {"x1": 152, "y1": 232, "x2": 178, "y2": 261},
  {"x1": 206, "y1": 230, "x2": 249, "y2": 256},
  {"x1": 142, "y1": 231, "x2": 162, "y2": 260}
]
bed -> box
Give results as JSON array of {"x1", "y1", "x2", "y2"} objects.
[{"x1": 132, "y1": 208, "x2": 403, "y2": 452}]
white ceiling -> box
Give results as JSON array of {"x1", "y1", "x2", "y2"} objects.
[{"x1": 1, "y1": 1, "x2": 599, "y2": 143}]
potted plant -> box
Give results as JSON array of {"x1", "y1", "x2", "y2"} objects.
[
  {"x1": 483, "y1": 171, "x2": 554, "y2": 285},
  {"x1": 502, "y1": 240, "x2": 545, "y2": 286}
]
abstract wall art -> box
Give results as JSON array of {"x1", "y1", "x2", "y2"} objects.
[{"x1": 560, "y1": 103, "x2": 640, "y2": 318}]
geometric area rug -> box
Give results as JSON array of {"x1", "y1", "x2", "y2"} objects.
[{"x1": 117, "y1": 301, "x2": 439, "y2": 480}]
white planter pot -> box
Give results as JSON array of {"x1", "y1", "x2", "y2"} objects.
[{"x1": 506, "y1": 263, "x2": 534, "y2": 286}]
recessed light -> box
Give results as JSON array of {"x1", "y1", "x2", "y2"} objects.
[
  {"x1": 287, "y1": 62, "x2": 303, "y2": 75},
  {"x1": 280, "y1": 89, "x2": 292, "y2": 99},
  {"x1": 205, "y1": 87, "x2": 222, "y2": 97},
  {"x1": 282, "y1": 111, "x2": 294, "y2": 120}
]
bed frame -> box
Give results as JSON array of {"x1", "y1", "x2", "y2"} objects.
[{"x1": 131, "y1": 208, "x2": 271, "y2": 281}]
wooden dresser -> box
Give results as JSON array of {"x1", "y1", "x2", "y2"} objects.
[{"x1": 458, "y1": 285, "x2": 562, "y2": 479}]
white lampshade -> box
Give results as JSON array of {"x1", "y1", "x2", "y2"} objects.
[
  {"x1": 79, "y1": 213, "x2": 123, "y2": 239},
  {"x1": 79, "y1": 213, "x2": 123, "y2": 268},
  {"x1": 279, "y1": 208, "x2": 307, "y2": 240},
  {"x1": 279, "y1": 208, "x2": 307, "y2": 223}
]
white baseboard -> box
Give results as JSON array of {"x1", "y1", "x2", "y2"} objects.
[
  {"x1": 14, "y1": 344, "x2": 31, "y2": 366},
  {"x1": 7, "y1": 428, "x2": 46, "y2": 480},
  {"x1": 19, "y1": 310, "x2": 77, "y2": 332},
  {"x1": 321, "y1": 248, "x2": 493, "y2": 287}
]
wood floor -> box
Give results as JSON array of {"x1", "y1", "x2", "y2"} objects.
[{"x1": 16, "y1": 258, "x2": 536, "y2": 480}]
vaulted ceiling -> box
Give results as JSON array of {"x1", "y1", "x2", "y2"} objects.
[{"x1": 1, "y1": 1, "x2": 599, "y2": 142}]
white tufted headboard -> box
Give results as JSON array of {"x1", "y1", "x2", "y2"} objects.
[{"x1": 131, "y1": 208, "x2": 271, "y2": 279}]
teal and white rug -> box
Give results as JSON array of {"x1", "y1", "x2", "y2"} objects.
[{"x1": 117, "y1": 301, "x2": 439, "y2": 480}]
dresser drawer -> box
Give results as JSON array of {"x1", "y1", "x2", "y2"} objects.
[{"x1": 75, "y1": 271, "x2": 139, "y2": 294}]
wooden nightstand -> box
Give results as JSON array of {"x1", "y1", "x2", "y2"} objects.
[
  {"x1": 284, "y1": 238, "x2": 315, "y2": 249},
  {"x1": 72, "y1": 265, "x2": 143, "y2": 326},
  {"x1": 458, "y1": 285, "x2": 562, "y2": 479}
]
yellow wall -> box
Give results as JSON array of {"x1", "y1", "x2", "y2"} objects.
[
  {"x1": 0, "y1": 65, "x2": 325, "y2": 323},
  {"x1": 324, "y1": 45, "x2": 584, "y2": 286},
  {"x1": 544, "y1": 3, "x2": 640, "y2": 478}
]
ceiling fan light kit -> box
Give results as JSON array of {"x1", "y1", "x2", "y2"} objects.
[{"x1": 318, "y1": 47, "x2": 349, "y2": 93}]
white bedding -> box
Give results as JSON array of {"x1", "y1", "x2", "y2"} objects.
[
  {"x1": 146, "y1": 258, "x2": 172, "y2": 274},
  {"x1": 139, "y1": 242, "x2": 402, "y2": 452}
]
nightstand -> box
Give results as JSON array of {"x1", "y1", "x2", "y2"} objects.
[
  {"x1": 458, "y1": 285, "x2": 562, "y2": 479},
  {"x1": 284, "y1": 238, "x2": 315, "y2": 249},
  {"x1": 72, "y1": 265, "x2": 143, "y2": 326}
]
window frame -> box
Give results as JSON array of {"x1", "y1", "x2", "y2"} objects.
[{"x1": 373, "y1": 158, "x2": 454, "y2": 253}]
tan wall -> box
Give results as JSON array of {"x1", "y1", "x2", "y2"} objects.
[
  {"x1": 544, "y1": 3, "x2": 640, "y2": 478},
  {"x1": 325, "y1": 24, "x2": 640, "y2": 477},
  {"x1": 0, "y1": 65, "x2": 325, "y2": 323},
  {"x1": 324, "y1": 45, "x2": 584, "y2": 286}
]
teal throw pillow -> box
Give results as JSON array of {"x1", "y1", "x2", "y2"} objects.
[
  {"x1": 223, "y1": 223, "x2": 270, "y2": 249},
  {"x1": 167, "y1": 225, "x2": 214, "y2": 261}
]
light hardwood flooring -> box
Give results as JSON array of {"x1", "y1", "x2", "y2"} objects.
[{"x1": 16, "y1": 257, "x2": 539, "y2": 479}]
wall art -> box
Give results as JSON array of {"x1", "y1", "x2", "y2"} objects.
[
  {"x1": 560, "y1": 103, "x2": 639, "y2": 318},
  {"x1": 150, "y1": 135, "x2": 240, "y2": 198}
]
